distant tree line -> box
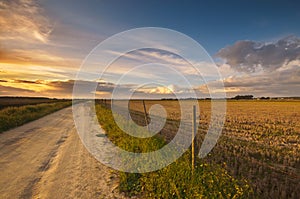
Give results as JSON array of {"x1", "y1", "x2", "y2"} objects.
[
  {"x1": 259, "y1": 96, "x2": 270, "y2": 100},
  {"x1": 232, "y1": 95, "x2": 254, "y2": 100}
]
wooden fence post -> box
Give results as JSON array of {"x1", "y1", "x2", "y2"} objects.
[{"x1": 142, "y1": 100, "x2": 149, "y2": 131}]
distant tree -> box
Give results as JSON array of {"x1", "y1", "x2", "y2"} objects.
[
  {"x1": 260, "y1": 97, "x2": 270, "y2": 100},
  {"x1": 232, "y1": 95, "x2": 254, "y2": 100}
]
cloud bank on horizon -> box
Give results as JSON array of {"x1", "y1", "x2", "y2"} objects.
[
  {"x1": 215, "y1": 36, "x2": 300, "y2": 97},
  {"x1": 0, "y1": 0, "x2": 299, "y2": 98}
]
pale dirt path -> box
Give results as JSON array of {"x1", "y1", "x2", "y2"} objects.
[{"x1": 0, "y1": 105, "x2": 129, "y2": 199}]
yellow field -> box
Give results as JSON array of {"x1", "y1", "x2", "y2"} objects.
[
  {"x1": 122, "y1": 99, "x2": 300, "y2": 198},
  {"x1": 129, "y1": 100, "x2": 299, "y2": 144}
]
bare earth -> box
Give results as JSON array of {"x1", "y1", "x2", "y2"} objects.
[{"x1": 0, "y1": 106, "x2": 128, "y2": 199}]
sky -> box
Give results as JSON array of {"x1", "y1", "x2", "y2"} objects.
[{"x1": 0, "y1": 0, "x2": 299, "y2": 98}]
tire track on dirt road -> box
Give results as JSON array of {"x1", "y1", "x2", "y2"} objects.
[{"x1": 0, "y1": 104, "x2": 129, "y2": 199}]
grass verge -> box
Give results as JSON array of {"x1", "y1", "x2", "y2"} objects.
[
  {"x1": 0, "y1": 101, "x2": 71, "y2": 133},
  {"x1": 96, "y1": 104, "x2": 254, "y2": 198}
]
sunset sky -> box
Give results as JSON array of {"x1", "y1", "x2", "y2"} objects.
[{"x1": 0, "y1": 0, "x2": 299, "y2": 98}]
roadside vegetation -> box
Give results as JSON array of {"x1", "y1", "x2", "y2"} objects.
[
  {"x1": 96, "y1": 104, "x2": 253, "y2": 198},
  {"x1": 0, "y1": 101, "x2": 71, "y2": 133},
  {"x1": 0, "y1": 96, "x2": 66, "y2": 110}
]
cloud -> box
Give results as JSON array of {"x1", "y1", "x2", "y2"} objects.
[
  {"x1": 136, "y1": 85, "x2": 175, "y2": 94},
  {"x1": 216, "y1": 35, "x2": 300, "y2": 73},
  {"x1": 203, "y1": 62, "x2": 300, "y2": 97},
  {"x1": 107, "y1": 48, "x2": 217, "y2": 77},
  {"x1": 0, "y1": 48, "x2": 69, "y2": 67},
  {"x1": 0, "y1": 84, "x2": 36, "y2": 96},
  {"x1": 13, "y1": 79, "x2": 40, "y2": 84},
  {"x1": 44, "y1": 80, "x2": 144, "y2": 98},
  {"x1": 213, "y1": 36, "x2": 300, "y2": 97},
  {"x1": 0, "y1": 0, "x2": 102, "y2": 69},
  {"x1": 0, "y1": 78, "x2": 206, "y2": 99},
  {"x1": 0, "y1": 0, "x2": 53, "y2": 44},
  {"x1": 0, "y1": 62, "x2": 77, "y2": 82},
  {"x1": 0, "y1": 0, "x2": 77, "y2": 68}
]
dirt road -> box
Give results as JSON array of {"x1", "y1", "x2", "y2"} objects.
[{"x1": 0, "y1": 105, "x2": 128, "y2": 199}]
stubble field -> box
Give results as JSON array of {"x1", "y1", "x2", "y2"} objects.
[{"x1": 111, "y1": 99, "x2": 300, "y2": 198}]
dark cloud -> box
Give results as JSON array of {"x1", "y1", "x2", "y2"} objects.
[
  {"x1": 223, "y1": 65, "x2": 300, "y2": 97},
  {"x1": 43, "y1": 80, "x2": 119, "y2": 96},
  {"x1": 0, "y1": 79, "x2": 126, "y2": 97},
  {"x1": 44, "y1": 79, "x2": 205, "y2": 99},
  {"x1": 47, "y1": 80, "x2": 121, "y2": 93},
  {"x1": 47, "y1": 80, "x2": 75, "y2": 92},
  {"x1": 0, "y1": 84, "x2": 36, "y2": 95},
  {"x1": 13, "y1": 79, "x2": 41, "y2": 84},
  {"x1": 97, "y1": 82, "x2": 116, "y2": 92},
  {"x1": 45, "y1": 80, "x2": 140, "y2": 98},
  {"x1": 216, "y1": 35, "x2": 300, "y2": 72}
]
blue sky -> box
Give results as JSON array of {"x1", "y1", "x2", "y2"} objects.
[
  {"x1": 0, "y1": 0, "x2": 299, "y2": 98},
  {"x1": 42, "y1": 0, "x2": 300, "y2": 54}
]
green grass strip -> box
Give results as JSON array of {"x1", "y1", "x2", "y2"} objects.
[{"x1": 0, "y1": 101, "x2": 71, "y2": 133}]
